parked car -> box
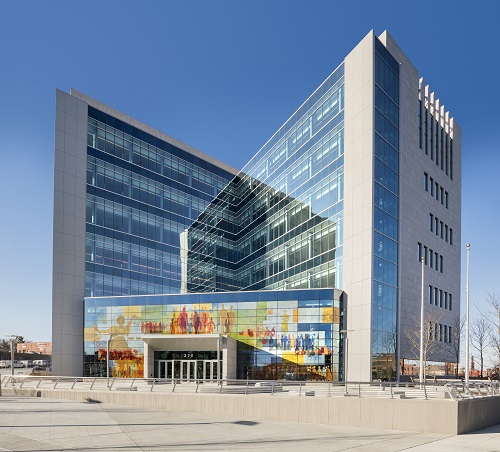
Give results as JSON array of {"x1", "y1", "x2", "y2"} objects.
[
  {"x1": 0, "y1": 360, "x2": 22, "y2": 368},
  {"x1": 33, "y1": 359, "x2": 49, "y2": 367}
]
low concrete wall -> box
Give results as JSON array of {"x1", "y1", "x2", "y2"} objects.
[
  {"x1": 2, "y1": 387, "x2": 499, "y2": 435},
  {"x1": 457, "y1": 397, "x2": 500, "y2": 434}
]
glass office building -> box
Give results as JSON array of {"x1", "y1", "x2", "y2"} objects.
[
  {"x1": 53, "y1": 30, "x2": 461, "y2": 381},
  {"x1": 79, "y1": 62, "x2": 347, "y2": 380},
  {"x1": 53, "y1": 90, "x2": 238, "y2": 377}
]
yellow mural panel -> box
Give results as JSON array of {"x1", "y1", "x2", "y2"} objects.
[
  {"x1": 333, "y1": 307, "x2": 340, "y2": 324},
  {"x1": 322, "y1": 307, "x2": 333, "y2": 322},
  {"x1": 124, "y1": 306, "x2": 142, "y2": 317}
]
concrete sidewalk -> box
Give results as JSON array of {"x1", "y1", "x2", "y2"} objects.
[{"x1": 0, "y1": 396, "x2": 499, "y2": 451}]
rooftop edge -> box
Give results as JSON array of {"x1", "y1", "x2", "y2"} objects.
[{"x1": 68, "y1": 89, "x2": 239, "y2": 176}]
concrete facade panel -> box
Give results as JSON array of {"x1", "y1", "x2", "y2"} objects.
[
  {"x1": 52, "y1": 90, "x2": 88, "y2": 376},
  {"x1": 343, "y1": 30, "x2": 374, "y2": 381}
]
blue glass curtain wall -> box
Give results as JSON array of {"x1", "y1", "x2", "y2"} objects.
[
  {"x1": 186, "y1": 65, "x2": 345, "y2": 294},
  {"x1": 84, "y1": 115, "x2": 235, "y2": 299},
  {"x1": 372, "y1": 38, "x2": 399, "y2": 380}
]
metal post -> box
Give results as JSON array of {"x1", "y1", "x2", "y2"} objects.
[
  {"x1": 465, "y1": 244, "x2": 470, "y2": 385},
  {"x1": 345, "y1": 336, "x2": 349, "y2": 383},
  {"x1": 340, "y1": 329, "x2": 351, "y2": 382},
  {"x1": 5, "y1": 335, "x2": 18, "y2": 386},
  {"x1": 419, "y1": 256, "x2": 425, "y2": 384},
  {"x1": 217, "y1": 335, "x2": 221, "y2": 384},
  {"x1": 10, "y1": 339, "x2": 14, "y2": 379},
  {"x1": 106, "y1": 334, "x2": 115, "y2": 387},
  {"x1": 106, "y1": 338, "x2": 110, "y2": 383}
]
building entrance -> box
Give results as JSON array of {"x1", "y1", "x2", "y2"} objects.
[
  {"x1": 146, "y1": 335, "x2": 236, "y2": 380},
  {"x1": 156, "y1": 359, "x2": 218, "y2": 381}
]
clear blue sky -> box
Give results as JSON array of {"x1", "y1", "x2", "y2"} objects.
[{"x1": 0, "y1": 1, "x2": 498, "y2": 354}]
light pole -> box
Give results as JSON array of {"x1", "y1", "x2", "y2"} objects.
[
  {"x1": 419, "y1": 256, "x2": 425, "y2": 384},
  {"x1": 465, "y1": 244, "x2": 470, "y2": 384},
  {"x1": 6, "y1": 335, "x2": 18, "y2": 383}
]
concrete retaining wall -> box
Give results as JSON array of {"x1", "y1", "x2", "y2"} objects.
[
  {"x1": 457, "y1": 396, "x2": 500, "y2": 434},
  {"x1": 3, "y1": 387, "x2": 499, "y2": 435}
]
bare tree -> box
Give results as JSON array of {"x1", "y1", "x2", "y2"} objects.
[
  {"x1": 471, "y1": 314, "x2": 490, "y2": 378},
  {"x1": 0, "y1": 340, "x2": 9, "y2": 352},
  {"x1": 485, "y1": 292, "x2": 500, "y2": 370},
  {"x1": 373, "y1": 326, "x2": 397, "y2": 381},
  {"x1": 0, "y1": 336, "x2": 25, "y2": 352},
  {"x1": 404, "y1": 312, "x2": 444, "y2": 381},
  {"x1": 450, "y1": 315, "x2": 465, "y2": 378}
]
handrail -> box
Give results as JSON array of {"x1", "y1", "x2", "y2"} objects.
[{"x1": 2, "y1": 375, "x2": 500, "y2": 401}]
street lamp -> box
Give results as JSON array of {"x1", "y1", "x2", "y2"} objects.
[
  {"x1": 419, "y1": 256, "x2": 425, "y2": 385},
  {"x1": 465, "y1": 244, "x2": 471, "y2": 384},
  {"x1": 6, "y1": 335, "x2": 18, "y2": 382}
]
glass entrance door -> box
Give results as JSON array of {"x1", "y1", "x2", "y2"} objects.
[
  {"x1": 180, "y1": 360, "x2": 196, "y2": 382},
  {"x1": 202, "y1": 360, "x2": 218, "y2": 380},
  {"x1": 157, "y1": 360, "x2": 171, "y2": 379},
  {"x1": 158, "y1": 360, "x2": 166, "y2": 379},
  {"x1": 160, "y1": 360, "x2": 196, "y2": 381},
  {"x1": 156, "y1": 358, "x2": 220, "y2": 381}
]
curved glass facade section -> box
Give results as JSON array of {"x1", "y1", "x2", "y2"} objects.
[
  {"x1": 186, "y1": 65, "x2": 345, "y2": 294},
  {"x1": 372, "y1": 39, "x2": 399, "y2": 380}
]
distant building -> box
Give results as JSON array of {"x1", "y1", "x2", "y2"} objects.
[
  {"x1": 17, "y1": 342, "x2": 52, "y2": 355},
  {"x1": 53, "y1": 30, "x2": 461, "y2": 381}
]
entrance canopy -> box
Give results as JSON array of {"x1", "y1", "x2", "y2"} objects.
[
  {"x1": 141, "y1": 333, "x2": 231, "y2": 351},
  {"x1": 141, "y1": 334, "x2": 237, "y2": 379}
]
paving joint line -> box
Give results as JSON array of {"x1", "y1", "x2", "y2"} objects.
[{"x1": 93, "y1": 402, "x2": 146, "y2": 452}]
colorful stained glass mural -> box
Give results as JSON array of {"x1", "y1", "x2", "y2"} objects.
[{"x1": 84, "y1": 289, "x2": 343, "y2": 381}]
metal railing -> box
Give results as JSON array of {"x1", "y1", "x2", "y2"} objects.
[{"x1": 3, "y1": 375, "x2": 499, "y2": 400}]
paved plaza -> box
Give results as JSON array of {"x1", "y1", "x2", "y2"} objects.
[{"x1": 0, "y1": 396, "x2": 500, "y2": 451}]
